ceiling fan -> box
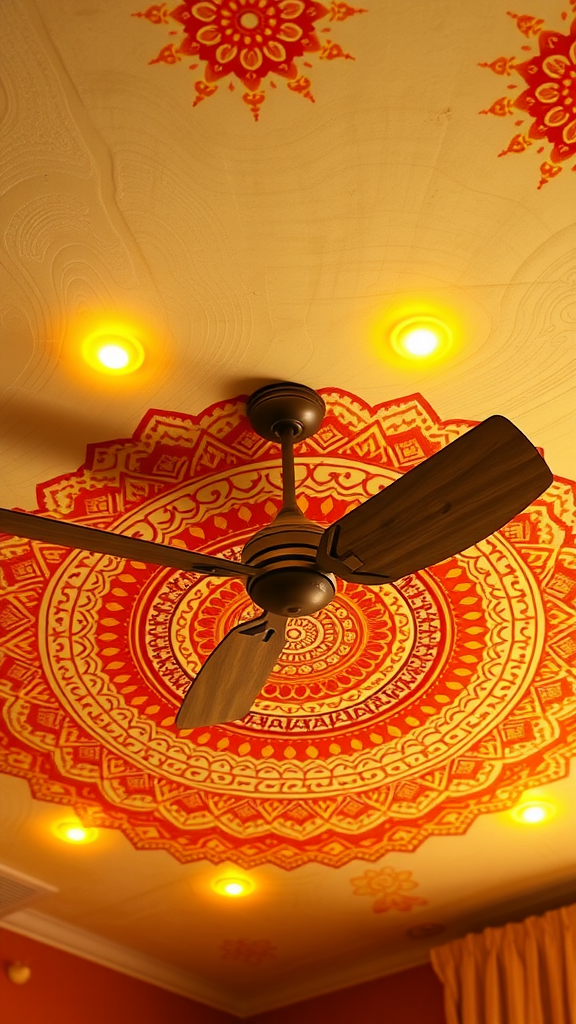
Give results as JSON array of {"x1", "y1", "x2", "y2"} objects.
[{"x1": 0, "y1": 382, "x2": 553, "y2": 730}]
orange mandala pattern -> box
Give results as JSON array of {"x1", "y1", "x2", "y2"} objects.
[
  {"x1": 132, "y1": 1, "x2": 366, "y2": 119},
  {"x1": 1, "y1": 390, "x2": 576, "y2": 870},
  {"x1": 480, "y1": 5, "x2": 576, "y2": 187}
]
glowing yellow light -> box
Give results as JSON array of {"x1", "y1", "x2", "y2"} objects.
[
  {"x1": 53, "y1": 820, "x2": 99, "y2": 844},
  {"x1": 402, "y1": 327, "x2": 439, "y2": 356},
  {"x1": 212, "y1": 876, "x2": 254, "y2": 897},
  {"x1": 521, "y1": 806, "x2": 546, "y2": 824},
  {"x1": 390, "y1": 316, "x2": 452, "y2": 361},
  {"x1": 82, "y1": 328, "x2": 144, "y2": 375},
  {"x1": 97, "y1": 343, "x2": 130, "y2": 370},
  {"x1": 67, "y1": 826, "x2": 87, "y2": 841},
  {"x1": 511, "y1": 801, "x2": 555, "y2": 825}
]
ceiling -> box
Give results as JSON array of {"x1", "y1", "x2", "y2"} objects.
[{"x1": 1, "y1": 0, "x2": 575, "y2": 1017}]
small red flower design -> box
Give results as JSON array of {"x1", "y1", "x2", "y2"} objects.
[
  {"x1": 174, "y1": 0, "x2": 326, "y2": 87},
  {"x1": 480, "y1": 8, "x2": 576, "y2": 187},
  {"x1": 220, "y1": 938, "x2": 277, "y2": 965},
  {"x1": 350, "y1": 867, "x2": 428, "y2": 914},
  {"x1": 133, "y1": 0, "x2": 366, "y2": 118}
]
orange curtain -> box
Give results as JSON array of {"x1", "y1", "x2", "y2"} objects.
[{"x1": 430, "y1": 903, "x2": 576, "y2": 1024}]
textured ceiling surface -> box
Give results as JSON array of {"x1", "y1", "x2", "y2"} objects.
[{"x1": 1, "y1": 0, "x2": 575, "y2": 1016}]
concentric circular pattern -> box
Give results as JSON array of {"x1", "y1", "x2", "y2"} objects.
[
  {"x1": 0, "y1": 390, "x2": 575, "y2": 869},
  {"x1": 143, "y1": 565, "x2": 453, "y2": 736}
]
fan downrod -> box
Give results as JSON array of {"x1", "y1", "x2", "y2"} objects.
[{"x1": 243, "y1": 382, "x2": 335, "y2": 617}]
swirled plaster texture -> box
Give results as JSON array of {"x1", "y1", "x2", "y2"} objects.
[{"x1": 0, "y1": 0, "x2": 575, "y2": 1016}]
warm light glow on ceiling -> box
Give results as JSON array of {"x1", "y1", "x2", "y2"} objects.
[
  {"x1": 511, "y1": 800, "x2": 555, "y2": 825},
  {"x1": 97, "y1": 343, "x2": 130, "y2": 370},
  {"x1": 212, "y1": 876, "x2": 254, "y2": 897},
  {"x1": 390, "y1": 316, "x2": 452, "y2": 360},
  {"x1": 53, "y1": 820, "x2": 99, "y2": 844},
  {"x1": 82, "y1": 327, "x2": 145, "y2": 375},
  {"x1": 370, "y1": 291, "x2": 474, "y2": 371}
]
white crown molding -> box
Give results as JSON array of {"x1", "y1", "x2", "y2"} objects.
[
  {"x1": 0, "y1": 909, "x2": 241, "y2": 1017},
  {"x1": 1, "y1": 907, "x2": 432, "y2": 1018},
  {"x1": 239, "y1": 944, "x2": 431, "y2": 1018}
]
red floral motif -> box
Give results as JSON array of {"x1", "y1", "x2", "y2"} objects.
[
  {"x1": 220, "y1": 938, "x2": 277, "y2": 964},
  {"x1": 350, "y1": 867, "x2": 427, "y2": 913},
  {"x1": 132, "y1": 0, "x2": 366, "y2": 118},
  {"x1": 480, "y1": 8, "x2": 576, "y2": 187}
]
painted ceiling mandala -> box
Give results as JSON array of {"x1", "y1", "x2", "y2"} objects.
[
  {"x1": 480, "y1": 5, "x2": 576, "y2": 187},
  {"x1": 1, "y1": 390, "x2": 576, "y2": 870},
  {"x1": 132, "y1": 1, "x2": 366, "y2": 119}
]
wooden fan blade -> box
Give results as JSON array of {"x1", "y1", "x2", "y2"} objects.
[
  {"x1": 316, "y1": 416, "x2": 553, "y2": 585},
  {"x1": 176, "y1": 612, "x2": 287, "y2": 728},
  {"x1": 0, "y1": 508, "x2": 255, "y2": 579}
]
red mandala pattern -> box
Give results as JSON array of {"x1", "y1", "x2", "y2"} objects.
[
  {"x1": 480, "y1": 6, "x2": 576, "y2": 187},
  {"x1": 1, "y1": 390, "x2": 576, "y2": 870},
  {"x1": 132, "y1": 0, "x2": 366, "y2": 119}
]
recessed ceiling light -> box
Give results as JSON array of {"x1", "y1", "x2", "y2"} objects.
[
  {"x1": 390, "y1": 316, "x2": 452, "y2": 360},
  {"x1": 511, "y1": 800, "x2": 555, "y2": 825},
  {"x1": 82, "y1": 328, "x2": 144, "y2": 375},
  {"x1": 212, "y1": 876, "x2": 254, "y2": 897},
  {"x1": 97, "y1": 343, "x2": 130, "y2": 370},
  {"x1": 53, "y1": 820, "x2": 99, "y2": 844}
]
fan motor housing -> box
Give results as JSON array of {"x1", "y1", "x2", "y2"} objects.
[
  {"x1": 247, "y1": 382, "x2": 325, "y2": 442},
  {"x1": 242, "y1": 511, "x2": 336, "y2": 617},
  {"x1": 248, "y1": 568, "x2": 335, "y2": 618}
]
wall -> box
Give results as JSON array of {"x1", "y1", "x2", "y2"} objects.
[
  {"x1": 0, "y1": 929, "x2": 234, "y2": 1024},
  {"x1": 0, "y1": 928, "x2": 445, "y2": 1024},
  {"x1": 249, "y1": 963, "x2": 446, "y2": 1024}
]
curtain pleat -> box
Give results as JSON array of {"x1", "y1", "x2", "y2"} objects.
[{"x1": 430, "y1": 903, "x2": 576, "y2": 1024}]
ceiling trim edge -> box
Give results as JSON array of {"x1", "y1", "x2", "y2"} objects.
[
  {"x1": 0, "y1": 907, "x2": 432, "y2": 1016},
  {"x1": 0, "y1": 908, "x2": 240, "y2": 1017},
  {"x1": 235, "y1": 944, "x2": 433, "y2": 1017}
]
